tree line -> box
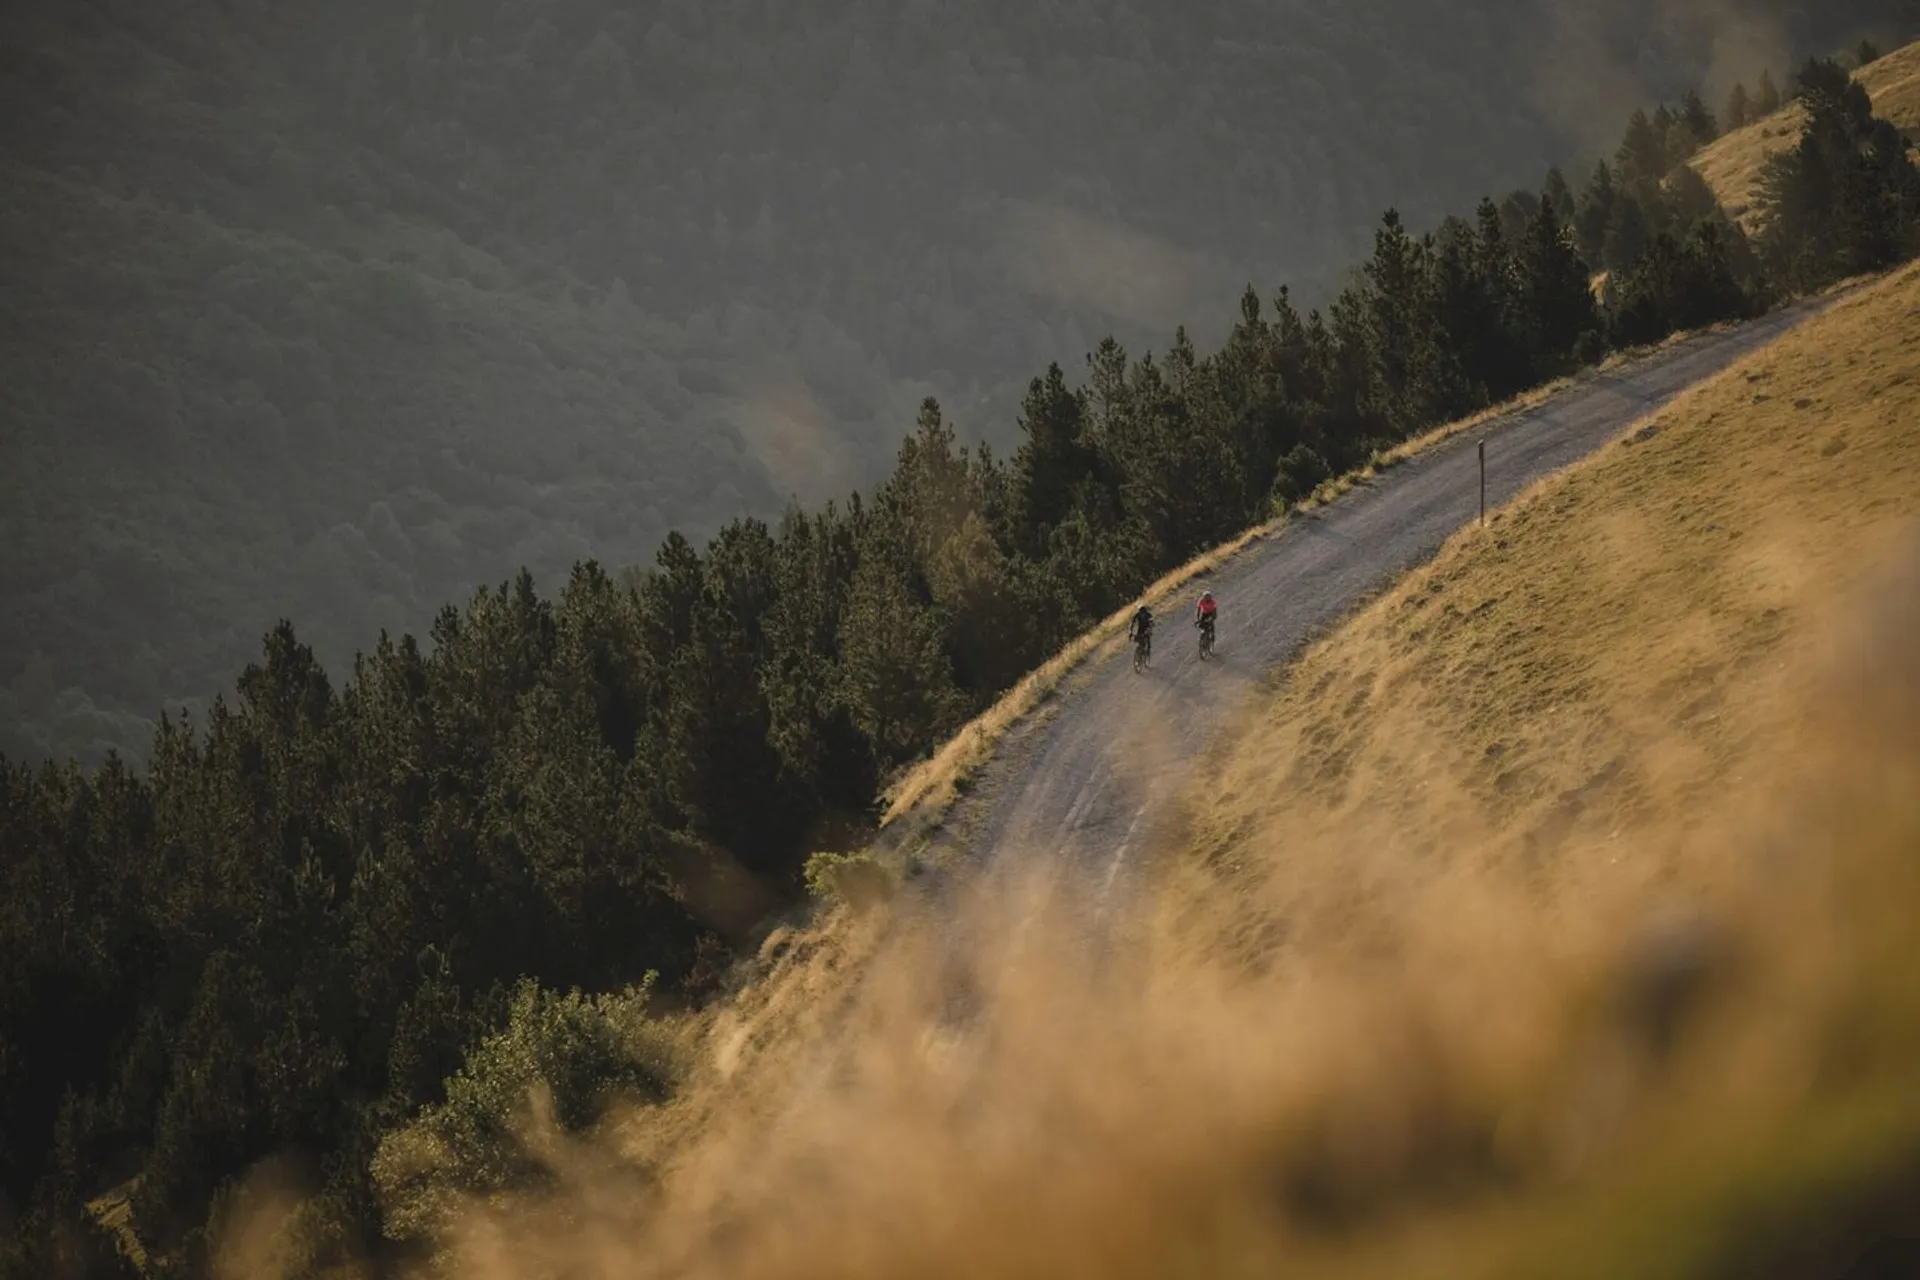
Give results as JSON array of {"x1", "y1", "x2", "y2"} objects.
[{"x1": 3, "y1": 52, "x2": 1918, "y2": 1279}]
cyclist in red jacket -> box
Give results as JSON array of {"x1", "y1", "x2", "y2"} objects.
[{"x1": 1194, "y1": 590, "x2": 1218, "y2": 650}]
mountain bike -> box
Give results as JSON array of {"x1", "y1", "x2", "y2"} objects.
[
  {"x1": 1132, "y1": 628, "x2": 1152, "y2": 673},
  {"x1": 1196, "y1": 617, "x2": 1216, "y2": 661}
]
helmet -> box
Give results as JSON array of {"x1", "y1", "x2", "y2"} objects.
[{"x1": 1200, "y1": 591, "x2": 1214, "y2": 603}]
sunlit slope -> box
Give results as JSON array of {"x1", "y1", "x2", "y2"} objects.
[
  {"x1": 405, "y1": 263, "x2": 1920, "y2": 1278},
  {"x1": 1185, "y1": 259, "x2": 1920, "y2": 938},
  {"x1": 1692, "y1": 39, "x2": 1920, "y2": 228},
  {"x1": 1155, "y1": 260, "x2": 1920, "y2": 1271}
]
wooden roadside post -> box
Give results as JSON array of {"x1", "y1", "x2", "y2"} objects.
[{"x1": 1479, "y1": 439, "x2": 1487, "y2": 526}]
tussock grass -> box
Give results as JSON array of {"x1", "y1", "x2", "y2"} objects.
[
  {"x1": 1691, "y1": 39, "x2": 1920, "y2": 229},
  {"x1": 348, "y1": 257, "x2": 1920, "y2": 1280},
  {"x1": 1180, "y1": 259, "x2": 1920, "y2": 937}
]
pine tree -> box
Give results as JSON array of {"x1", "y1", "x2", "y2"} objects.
[
  {"x1": 1110, "y1": 351, "x2": 1239, "y2": 561},
  {"x1": 1519, "y1": 194, "x2": 1602, "y2": 373},
  {"x1": 1725, "y1": 81, "x2": 1751, "y2": 130},
  {"x1": 837, "y1": 556, "x2": 964, "y2": 769},
  {"x1": 1041, "y1": 489, "x2": 1150, "y2": 627},
  {"x1": 1755, "y1": 69, "x2": 1782, "y2": 114},
  {"x1": 761, "y1": 501, "x2": 873, "y2": 817},
  {"x1": 1635, "y1": 172, "x2": 1678, "y2": 241},
  {"x1": 1474, "y1": 199, "x2": 1527, "y2": 394},
  {"x1": 880, "y1": 397, "x2": 975, "y2": 579},
  {"x1": 1685, "y1": 220, "x2": 1755, "y2": 325},
  {"x1": 1544, "y1": 167, "x2": 1577, "y2": 223},
  {"x1": 1575, "y1": 160, "x2": 1617, "y2": 266},
  {"x1": 1651, "y1": 103, "x2": 1679, "y2": 162},
  {"x1": 1665, "y1": 164, "x2": 1721, "y2": 228},
  {"x1": 1857, "y1": 39, "x2": 1881, "y2": 67},
  {"x1": 1677, "y1": 90, "x2": 1719, "y2": 157},
  {"x1": 1497, "y1": 188, "x2": 1538, "y2": 247},
  {"x1": 1607, "y1": 222, "x2": 1753, "y2": 346},
  {"x1": 1359, "y1": 209, "x2": 1438, "y2": 434},
  {"x1": 1010, "y1": 363, "x2": 1092, "y2": 555},
  {"x1": 1367, "y1": 209, "x2": 1466, "y2": 429},
  {"x1": 657, "y1": 523, "x2": 794, "y2": 874},
  {"x1": 1214, "y1": 285, "x2": 1298, "y2": 519},
  {"x1": 1429, "y1": 218, "x2": 1493, "y2": 403},
  {"x1": 1083, "y1": 336, "x2": 1132, "y2": 445},
  {"x1": 1270, "y1": 285, "x2": 1321, "y2": 414},
  {"x1": 927, "y1": 506, "x2": 1045, "y2": 700},
  {"x1": 1757, "y1": 57, "x2": 1920, "y2": 289},
  {"x1": 1604, "y1": 194, "x2": 1653, "y2": 270},
  {"x1": 1312, "y1": 293, "x2": 1385, "y2": 474},
  {"x1": 1617, "y1": 109, "x2": 1669, "y2": 186}
]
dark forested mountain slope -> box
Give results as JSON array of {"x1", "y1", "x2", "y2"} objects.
[{"x1": 0, "y1": 0, "x2": 1899, "y2": 762}]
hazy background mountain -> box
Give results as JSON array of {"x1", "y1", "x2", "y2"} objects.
[{"x1": 1, "y1": 0, "x2": 1903, "y2": 764}]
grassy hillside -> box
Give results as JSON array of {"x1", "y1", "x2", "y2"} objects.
[
  {"x1": 1178, "y1": 266, "x2": 1920, "y2": 961},
  {"x1": 382, "y1": 262, "x2": 1920, "y2": 1277},
  {"x1": 8, "y1": 16, "x2": 1920, "y2": 1271},
  {"x1": 1693, "y1": 38, "x2": 1920, "y2": 226},
  {"x1": 1, "y1": 0, "x2": 1904, "y2": 765},
  {"x1": 25, "y1": 50, "x2": 1897, "y2": 1270}
]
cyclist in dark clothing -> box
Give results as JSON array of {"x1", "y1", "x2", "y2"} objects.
[
  {"x1": 1128, "y1": 604, "x2": 1154, "y2": 667},
  {"x1": 1129, "y1": 604, "x2": 1154, "y2": 645}
]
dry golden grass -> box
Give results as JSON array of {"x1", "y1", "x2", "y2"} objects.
[
  {"x1": 1180, "y1": 259, "x2": 1920, "y2": 957},
  {"x1": 329, "y1": 267, "x2": 1920, "y2": 1280},
  {"x1": 402, "y1": 561, "x2": 1920, "y2": 1280},
  {"x1": 1692, "y1": 39, "x2": 1920, "y2": 229}
]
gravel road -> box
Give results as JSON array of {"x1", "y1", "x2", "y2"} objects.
[{"x1": 933, "y1": 295, "x2": 1844, "y2": 902}]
